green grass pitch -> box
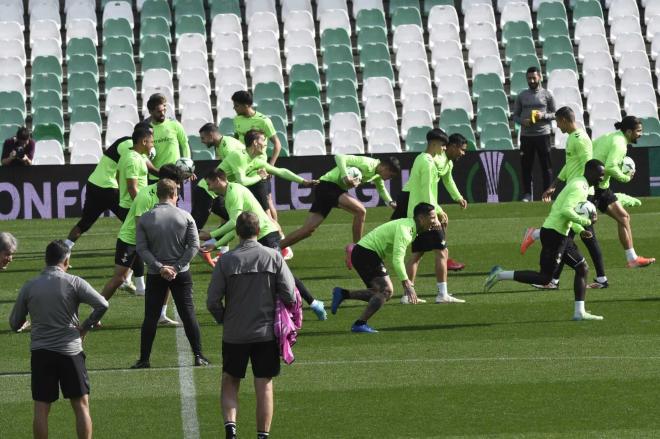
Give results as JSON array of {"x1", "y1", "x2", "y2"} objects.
[{"x1": 1, "y1": 199, "x2": 659, "y2": 438}]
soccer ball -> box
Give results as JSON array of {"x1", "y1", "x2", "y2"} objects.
[
  {"x1": 575, "y1": 201, "x2": 597, "y2": 219},
  {"x1": 175, "y1": 157, "x2": 195, "y2": 175},
  {"x1": 346, "y1": 167, "x2": 362, "y2": 184},
  {"x1": 621, "y1": 156, "x2": 635, "y2": 175}
]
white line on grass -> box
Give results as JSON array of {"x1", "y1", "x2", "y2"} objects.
[{"x1": 174, "y1": 307, "x2": 200, "y2": 439}]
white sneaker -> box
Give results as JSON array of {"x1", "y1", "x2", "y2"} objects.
[
  {"x1": 400, "y1": 296, "x2": 427, "y2": 304},
  {"x1": 17, "y1": 320, "x2": 31, "y2": 332},
  {"x1": 135, "y1": 289, "x2": 145, "y2": 296},
  {"x1": 573, "y1": 311, "x2": 604, "y2": 321},
  {"x1": 119, "y1": 280, "x2": 137, "y2": 293},
  {"x1": 158, "y1": 316, "x2": 180, "y2": 326},
  {"x1": 435, "y1": 294, "x2": 466, "y2": 304}
]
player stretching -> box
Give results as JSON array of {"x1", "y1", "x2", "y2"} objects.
[
  {"x1": 520, "y1": 107, "x2": 609, "y2": 289},
  {"x1": 484, "y1": 159, "x2": 607, "y2": 321},
  {"x1": 279, "y1": 154, "x2": 400, "y2": 264},
  {"x1": 330, "y1": 202, "x2": 441, "y2": 333},
  {"x1": 200, "y1": 169, "x2": 327, "y2": 320}
]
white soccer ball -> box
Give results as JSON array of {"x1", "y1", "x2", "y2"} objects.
[
  {"x1": 575, "y1": 200, "x2": 597, "y2": 219},
  {"x1": 175, "y1": 157, "x2": 195, "y2": 175},
  {"x1": 621, "y1": 156, "x2": 635, "y2": 175},
  {"x1": 346, "y1": 167, "x2": 362, "y2": 184}
]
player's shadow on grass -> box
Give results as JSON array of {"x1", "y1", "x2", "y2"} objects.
[
  {"x1": 594, "y1": 297, "x2": 660, "y2": 304},
  {"x1": 418, "y1": 271, "x2": 493, "y2": 279},
  {"x1": 380, "y1": 322, "x2": 492, "y2": 332}
]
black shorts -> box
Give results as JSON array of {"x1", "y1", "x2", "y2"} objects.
[
  {"x1": 591, "y1": 187, "x2": 618, "y2": 213},
  {"x1": 351, "y1": 244, "x2": 388, "y2": 287},
  {"x1": 411, "y1": 228, "x2": 447, "y2": 253},
  {"x1": 191, "y1": 185, "x2": 229, "y2": 229},
  {"x1": 222, "y1": 340, "x2": 280, "y2": 379},
  {"x1": 114, "y1": 238, "x2": 138, "y2": 268},
  {"x1": 77, "y1": 183, "x2": 123, "y2": 232},
  {"x1": 539, "y1": 227, "x2": 585, "y2": 276},
  {"x1": 309, "y1": 181, "x2": 347, "y2": 218},
  {"x1": 117, "y1": 206, "x2": 130, "y2": 221},
  {"x1": 31, "y1": 350, "x2": 90, "y2": 403},
  {"x1": 390, "y1": 191, "x2": 409, "y2": 220},
  {"x1": 257, "y1": 231, "x2": 281, "y2": 250},
  {"x1": 248, "y1": 180, "x2": 270, "y2": 211}
]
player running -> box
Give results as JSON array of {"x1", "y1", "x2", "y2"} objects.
[
  {"x1": 520, "y1": 107, "x2": 609, "y2": 289},
  {"x1": 199, "y1": 169, "x2": 327, "y2": 320},
  {"x1": 330, "y1": 202, "x2": 441, "y2": 333},
  {"x1": 484, "y1": 159, "x2": 607, "y2": 321}
]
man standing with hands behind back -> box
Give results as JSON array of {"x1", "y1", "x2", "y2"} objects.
[{"x1": 513, "y1": 66, "x2": 556, "y2": 202}]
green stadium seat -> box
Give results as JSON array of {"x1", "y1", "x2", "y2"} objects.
[
  {"x1": 289, "y1": 64, "x2": 321, "y2": 89},
  {"x1": 363, "y1": 60, "x2": 394, "y2": 86},
  {"x1": 445, "y1": 124, "x2": 477, "y2": 150},
  {"x1": 254, "y1": 82, "x2": 284, "y2": 106},
  {"x1": 67, "y1": 38, "x2": 96, "y2": 60},
  {"x1": 424, "y1": 0, "x2": 454, "y2": 15},
  {"x1": 104, "y1": 18, "x2": 133, "y2": 43},
  {"x1": 293, "y1": 114, "x2": 324, "y2": 135},
  {"x1": 483, "y1": 137, "x2": 514, "y2": 150},
  {"x1": 192, "y1": 149, "x2": 215, "y2": 160},
  {"x1": 542, "y1": 35, "x2": 573, "y2": 61},
  {"x1": 572, "y1": 0, "x2": 603, "y2": 24},
  {"x1": 329, "y1": 95, "x2": 361, "y2": 118},
  {"x1": 273, "y1": 132, "x2": 290, "y2": 156},
  {"x1": 104, "y1": 53, "x2": 137, "y2": 78},
  {"x1": 477, "y1": 90, "x2": 509, "y2": 112},
  {"x1": 105, "y1": 71, "x2": 136, "y2": 90},
  {"x1": 480, "y1": 122, "x2": 512, "y2": 147},
  {"x1": 537, "y1": 1, "x2": 567, "y2": 27},
  {"x1": 141, "y1": 17, "x2": 172, "y2": 43},
  {"x1": 357, "y1": 27, "x2": 388, "y2": 51},
  {"x1": 69, "y1": 89, "x2": 100, "y2": 109},
  {"x1": 174, "y1": 0, "x2": 205, "y2": 19},
  {"x1": 405, "y1": 126, "x2": 433, "y2": 151},
  {"x1": 32, "y1": 90, "x2": 62, "y2": 111},
  {"x1": 0, "y1": 92, "x2": 26, "y2": 117},
  {"x1": 389, "y1": 0, "x2": 421, "y2": 16},
  {"x1": 323, "y1": 45, "x2": 354, "y2": 70},
  {"x1": 510, "y1": 54, "x2": 541, "y2": 76},
  {"x1": 510, "y1": 71, "x2": 528, "y2": 98},
  {"x1": 210, "y1": 0, "x2": 241, "y2": 17},
  {"x1": 175, "y1": 15, "x2": 205, "y2": 37},
  {"x1": 325, "y1": 62, "x2": 357, "y2": 87},
  {"x1": 0, "y1": 124, "x2": 20, "y2": 142},
  {"x1": 356, "y1": 9, "x2": 386, "y2": 33},
  {"x1": 68, "y1": 72, "x2": 98, "y2": 95},
  {"x1": 439, "y1": 108, "x2": 470, "y2": 131},
  {"x1": 68, "y1": 55, "x2": 99, "y2": 81},
  {"x1": 269, "y1": 114, "x2": 286, "y2": 133},
  {"x1": 0, "y1": 108, "x2": 24, "y2": 126},
  {"x1": 218, "y1": 117, "x2": 234, "y2": 136},
  {"x1": 477, "y1": 107, "x2": 509, "y2": 133},
  {"x1": 141, "y1": 51, "x2": 173, "y2": 72},
  {"x1": 140, "y1": 35, "x2": 170, "y2": 57},
  {"x1": 538, "y1": 18, "x2": 570, "y2": 43},
  {"x1": 188, "y1": 135, "x2": 205, "y2": 152},
  {"x1": 257, "y1": 99, "x2": 288, "y2": 125},
  {"x1": 70, "y1": 105, "x2": 102, "y2": 126},
  {"x1": 31, "y1": 74, "x2": 62, "y2": 98},
  {"x1": 33, "y1": 123, "x2": 64, "y2": 145},
  {"x1": 289, "y1": 80, "x2": 320, "y2": 106},
  {"x1": 320, "y1": 28, "x2": 351, "y2": 53},
  {"x1": 292, "y1": 97, "x2": 324, "y2": 121},
  {"x1": 505, "y1": 37, "x2": 536, "y2": 63},
  {"x1": 141, "y1": 0, "x2": 172, "y2": 25},
  {"x1": 472, "y1": 73, "x2": 504, "y2": 100},
  {"x1": 326, "y1": 79, "x2": 358, "y2": 104},
  {"x1": 391, "y1": 7, "x2": 422, "y2": 30},
  {"x1": 33, "y1": 107, "x2": 64, "y2": 131},
  {"x1": 502, "y1": 21, "x2": 532, "y2": 46},
  {"x1": 546, "y1": 52, "x2": 577, "y2": 74},
  {"x1": 635, "y1": 132, "x2": 660, "y2": 147},
  {"x1": 359, "y1": 43, "x2": 390, "y2": 68},
  {"x1": 32, "y1": 57, "x2": 63, "y2": 82},
  {"x1": 641, "y1": 117, "x2": 660, "y2": 135},
  {"x1": 103, "y1": 36, "x2": 133, "y2": 60}
]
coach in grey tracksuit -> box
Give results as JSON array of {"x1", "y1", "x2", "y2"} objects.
[
  {"x1": 134, "y1": 178, "x2": 208, "y2": 368},
  {"x1": 512, "y1": 66, "x2": 557, "y2": 202}
]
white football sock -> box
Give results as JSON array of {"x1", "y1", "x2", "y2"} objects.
[
  {"x1": 64, "y1": 239, "x2": 75, "y2": 249},
  {"x1": 498, "y1": 271, "x2": 514, "y2": 280},
  {"x1": 161, "y1": 304, "x2": 168, "y2": 318},
  {"x1": 436, "y1": 282, "x2": 448, "y2": 297},
  {"x1": 574, "y1": 301, "x2": 586, "y2": 315},
  {"x1": 625, "y1": 248, "x2": 638, "y2": 262},
  {"x1": 596, "y1": 276, "x2": 607, "y2": 283},
  {"x1": 135, "y1": 276, "x2": 145, "y2": 292},
  {"x1": 532, "y1": 229, "x2": 540, "y2": 240}
]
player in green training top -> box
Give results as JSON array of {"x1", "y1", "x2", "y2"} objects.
[
  {"x1": 520, "y1": 106, "x2": 609, "y2": 289},
  {"x1": 330, "y1": 202, "x2": 441, "y2": 333},
  {"x1": 484, "y1": 159, "x2": 606, "y2": 321},
  {"x1": 279, "y1": 154, "x2": 400, "y2": 258},
  {"x1": 117, "y1": 125, "x2": 154, "y2": 215},
  {"x1": 199, "y1": 169, "x2": 328, "y2": 320},
  {"x1": 146, "y1": 93, "x2": 191, "y2": 181},
  {"x1": 592, "y1": 116, "x2": 654, "y2": 268},
  {"x1": 391, "y1": 129, "x2": 467, "y2": 304}
]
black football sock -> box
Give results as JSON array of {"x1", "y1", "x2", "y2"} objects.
[
  {"x1": 354, "y1": 319, "x2": 367, "y2": 326},
  {"x1": 225, "y1": 422, "x2": 237, "y2": 439},
  {"x1": 257, "y1": 432, "x2": 269, "y2": 439},
  {"x1": 341, "y1": 288, "x2": 350, "y2": 300}
]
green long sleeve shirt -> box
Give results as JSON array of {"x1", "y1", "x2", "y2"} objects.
[
  {"x1": 218, "y1": 150, "x2": 304, "y2": 187},
  {"x1": 557, "y1": 129, "x2": 593, "y2": 182},
  {"x1": 592, "y1": 131, "x2": 631, "y2": 189},
  {"x1": 319, "y1": 154, "x2": 393, "y2": 203},
  {"x1": 358, "y1": 218, "x2": 417, "y2": 282},
  {"x1": 542, "y1": 176, "x2": 592, "y2": 236}
]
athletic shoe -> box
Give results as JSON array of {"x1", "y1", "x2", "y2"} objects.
[
  {"x1": 281, "y1": 246, "x2": 294, "y2": 260},
  {"x1": 626, "y1": 256, "x2": 656, "y2": 268},
  {"x1": 345, "y1": 243, "x2": 356, "y2": 270},
  {"x1": 532, "y1": 282, "x2": 559, "y2": 290},
  {"x1": 400, "y1": 295, "x2": 427, "y2": 304},
  {"x1": 520, "y1": 227, "x2": 536, "y2": 255},
  {"x1": 587, "y1": 279, "x2": 609, "y2": 289},
  {"x1": 158, "y1": 316, "x2": 180, "y2": 326},
  {"x1": 573, "y1": 311, "x2": 604, "y2": 321},
  {"x1": 351, "y1": 323, "x2": 378, "y2": 333},
  {"x1": 521, "y1": 193, "x2": 531, "y2": 202},
  {"x1": 17, "y1": 320, "x2": 31, "y2": 332},
  {"x1": 120, "y1": 280, "x2": 137, "y2": 293},
  {"x1": 483, "y1": 265, "x2": 502, "y2": 292},
  {"x1": 331, "y1": 287, "x2": 344, "y2": 314},
  {"x1": 200, "y1": 251, "x2": 216, "y2": 268},
  {"x1": 310, "y1": 300, "x2": 327, "y2": 320},
  {"x1": 435, "y1": 294, "x2": 466, "y2": 304},
  {"x1": 194, "y1": 355, "x2": 210, "y2": 367},
  {"x1": 130, "y1": 359, "x2": 150, "y2": 369},
  {"x1": 135, "y1": 288, "x2": 145, "y2": 296},
  {"x1": 447, "y1": 258, "x2": 465, "y2": 271}
]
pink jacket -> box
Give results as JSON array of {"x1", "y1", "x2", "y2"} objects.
[{"x1": 274, "y1": 287, "x2": 303, "y2": 365}]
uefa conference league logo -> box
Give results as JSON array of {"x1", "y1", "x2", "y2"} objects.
[{"x1": 479, "y1": 151, "x2": 504, "y2": 203}]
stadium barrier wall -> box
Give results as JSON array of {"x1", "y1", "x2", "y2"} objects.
[{"x1": 0, "y1": 148, "x2": 654, "y2": 220}]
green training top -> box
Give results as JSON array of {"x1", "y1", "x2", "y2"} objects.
[
  {"x1": 592, "y1": 131, "x2": 631, "y2": 189},
  {"x1": 87, "y1": 139, "x2": 133, "y2": 189},
  {"x1": 117, "y1": 183, "x2": 159, "y2": 245},
  {"x1": 219, "y1": 149, "x2": 304, "y2": 187},
  {"x1": 197, "y1": 136, "x2": 246, "y2": 199},
  {"x1": 435, "y1": 153, "x2": 462, "y2": 202},
  {"x1": 319, "y1": 154, "x2": 393, "y2": 203},
  {"x1": 209, "y1": 183, "x2": 280, "y2": 247},
  {"x1": 150, "y1": 119, "x2": 190, "y2": 172},
  {"x1": 233, "y1": 111, "x2": 276, "y2": 161},
  {"x1": 542, "y1": 176, "x2": 592, "y2": 236},
  {"x1": 404, "y1": 152, "x2": 443, "y2": 217},
  {"x1": 358, "y1": 218, "x2": 417, "y2": 281},
  {"x1": 557, "y1": 129, "x2": 593, "y2": 182},
  {"x1": 118, "y1": 149, "x2": 149, "y2": 209}
]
